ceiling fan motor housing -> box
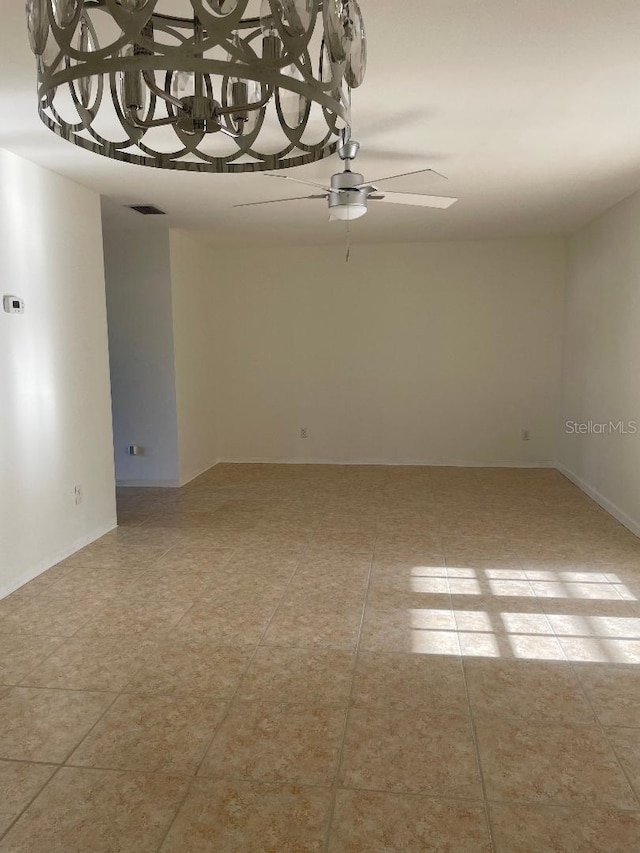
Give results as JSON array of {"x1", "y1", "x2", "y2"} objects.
[{"x1": 329, "y1": 170, "x2": 369, "y2": 217}]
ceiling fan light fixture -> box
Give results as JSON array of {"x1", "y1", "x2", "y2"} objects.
[{"x1": 329, "y1": 204, "x2": 367, "y2": 221}]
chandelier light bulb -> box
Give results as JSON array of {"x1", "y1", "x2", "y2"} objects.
[
  {"x1": 76, "y1": 18, "x2": 93, "y2": 107},
  {"x1": 118, "y1": 0, "x2": 149, "y2": 10},
  {"x1": 260, "y1": 0, "x2": 282, "y2": 62},
  {"x1": 25, "y1": 0, "x2": 49, "y2": 55},
  {"x1": 52, "y1": 0, "x2": 78, "y2": 28}
]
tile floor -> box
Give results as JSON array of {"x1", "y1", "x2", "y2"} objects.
[{"x1": 1, "y1": 464, "x2": 640, "y2": 851}]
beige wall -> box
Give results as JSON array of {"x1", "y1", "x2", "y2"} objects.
[
  {"x1": 170, "y1": 230, "x2": 220, "y2": 484},
  {"x1": 104, "y1": 228, "x2": 180, "y2": 486},
  {"x1": 559, "y1": 189, "x2": 640, "y2": 534},
  {"x1": 0, "y1": 149, "x2": 116, "y2": 597},
  {"x1": 209, "y1": 238, "x2": 566, "y2": 465},
  {"x1": 102, "y1": 228, "x2": 220, "y2": 488},
  {"x1": 104, "y1": 233, "x2": 565, "y2": 477}
]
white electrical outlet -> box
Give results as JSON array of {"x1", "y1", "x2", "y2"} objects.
[
  {"x1": 74, "y1": 484, "x2": 83, "y2": 505},
  {"x1": 300, "y1": 427, "x2": 309, "y2": 439},
  {"x1": 521, "y1": 429, "x2": 531, "y2": 442}
]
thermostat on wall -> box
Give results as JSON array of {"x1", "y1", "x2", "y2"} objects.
[{"x1": 3, "y1": 295, "x2": 25, "y2": 314}]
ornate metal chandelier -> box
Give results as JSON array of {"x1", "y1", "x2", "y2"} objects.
[{"x1": 25, "y1": 0, "x2": 367, "y2": 173}]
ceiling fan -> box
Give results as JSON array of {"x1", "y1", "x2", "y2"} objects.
[{"x1": 234, "y1": 131, "x2": 458, "y2": 221}]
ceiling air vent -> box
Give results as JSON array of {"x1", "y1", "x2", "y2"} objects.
[{"x1": 128, "y1": 204, "x2": 166, "y2": 215}]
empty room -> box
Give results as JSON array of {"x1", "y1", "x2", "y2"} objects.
[{"x1": 1, "y1": 1, "x2": 640, "y2": 850}]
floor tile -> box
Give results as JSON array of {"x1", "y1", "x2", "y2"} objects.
[
  {"x1": 0, "y1": 591, "x2": 38, "y2": 619},
  {"x1": 279, "y1": 586, "x2": 367, "y2": 612},
  {"x1": 0, "y1": 760, "x2": 57, "y2": 836},
  {"x1": 453, "y1": 607, "x2": 553, "y2": 636},
  {"x1": 476, "y1": 719, "x2": 637, "y2": 808},
  {"x1": 20, "y1": 637, "x2": 156, "y2": 692},
  {"x1": 0, "y1": 634, "x2": 65, "y2": 685},
  {"x1": 0, "y1": 597, "x2": 103, "y2": 637},
  {"x1": 489, "y1": 802, "x2": 640, "y2": 853},
  {"x1": 606, "y1": 727, "x2": 640, "y2": 799},
  {"x1": 371, "y1": 561, "x2": 447, "y2": 578},
  {"x1": 458, "y1": 628, "x2": 567, "y2": 661},
  {"x1": 370, "y1": 571, "x2": 450, "y2": 596},
  {"x1": 76, "y1": 600, "x2": 192, "y2": 641},
  {"x1": 98, "y1": 528, "x2": 181, "y2": 549},
  {"x1": 541, "y1": 598, "x2": 639, "y2": 617},
  {"x1": 4, "y1": 564, "x2": 75, "y2": 601},
  {"x1": 295, "y1": 557, "x2": 372, "y2": 580},
  {"x1": 329, "y1": 789, "x2": 491, "y2": 852},
  {"x1": 123, "y1": 642, "x2": 252, "y2": 698},
  {"x1": 224, "y1": 553, "x2": 301, "y2": 578},
  {"x1": 200, "y1": 577, "x2": 287, "y2": 609},
  {"x1": 339, "y1": 709, "x2": 481, "y2": 798},
  {"x1": 58, "y1": 544, "x2": 169, "y2": 570},
  {"x1": 68, "y1": 693, "x2": 227, "y2": 775},
  {"x1": 39, "y1": 567, "x2": 148, "y2": 602},
  {"x1": 531, "y1": 581, "x2": 623, "y2": 601},
  {"x1": 360, "y1": 608, "x2": 460, "y2": 655},
  {"x1": 352, "y1": 652, "x2": 468, "y2": 713},
  {"x1": 366, "y1": 585, "x2": 455, "y2": 611},
  {"x1": 574, "y1": 664, "x2": 640, "y2": 726},
  {"x1": 287, "y1": 570, "x2": 369, "y2": 596},
  {"x1": 0, "y1": 767, "x2": 187, "y2": 853},
  {"x1": 5, "y1": 465, "x2": 640, "y2": 850},
  {"x1": 262, "y1": 604, "x2": 363, "y2": 650},
  {"x1": 154, "y1": 547, "x2": 235, "y2": 573},
  {"x1": 558, "y1": 635, "x2": 640, "y2": 664},
  {"x1": 237, "y1": 647, "x2": 354, "y2": 706},
  {"x1": 172, "y1": 602, "x2": 275, "y2": 646},
  {"x1": 199, "y1": 702, "x2": 345, "y2": 785},
  {"x1": 310, "y1": 532, "x2": 375, "y2": 551},
  {"x1": 464, "y1": 659, "x2": 594, "y2": 722},
  {"x1": 119, "y1": 570, "x2": 218, "y2": 604},
  {"x1": 160, "y1": 779, "x2": 331, "y2": 852},
  {"x1": 0, "y1": 688, "x2": 115, "y2": 763}
]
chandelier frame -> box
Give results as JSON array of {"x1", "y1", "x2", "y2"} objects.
[{"x1": 28, "y1": 0, "x2": 366, "y2": 173}]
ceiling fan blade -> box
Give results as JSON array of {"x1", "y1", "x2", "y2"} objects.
[
  {"x1": 375, "y1": 192, "x2": 458, "y2": 209},
  {"x1": 357, "y1": 147, "x2": 438, "y2": 163},
  {"x1": 354, "y1": 168, "x2": 447, "y2": 190},
  {"x1": 234, "y1": 195, "x2": 327, "y2": 208},
  {"x1": 264, "y1": 173, "x2": 331, "y2": 191}
]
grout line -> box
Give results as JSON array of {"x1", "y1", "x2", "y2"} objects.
[
  {"x1": 480, "y1": 795, "x2": 640, "y2": 813},
  {"x1": 447, "y1": 573, "x2": 496, "y2": 852},
  {"x1": 0, "y1": 756, "x2": 60, "y2": 769},
  {"x1": 321, "y1": 467, "x2": 388, "y2": 853}
]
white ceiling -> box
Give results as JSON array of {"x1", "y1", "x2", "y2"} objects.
[{"x1": 2, "y1": 1, "x2": 640, "y2": 245}]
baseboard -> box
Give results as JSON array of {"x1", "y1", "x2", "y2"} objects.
[
  {"x1": 116, "y1": 479, "x2": 181, "y2": 488},
  {"x1": 117, "y1": 461, "x2": 220, "y2": 489},
  {"x1": 179, "y1": 459, "x2": 220, "y2": 487},
  {"x1": 218, "y1": 456, "x2": 556, "y2": 469},
  {"x1": 0, "y1": 517, "x2": 118, "y2": 600},
  {"x1": 556, "y1": 463, "x2": 640, "y2": 539}
]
